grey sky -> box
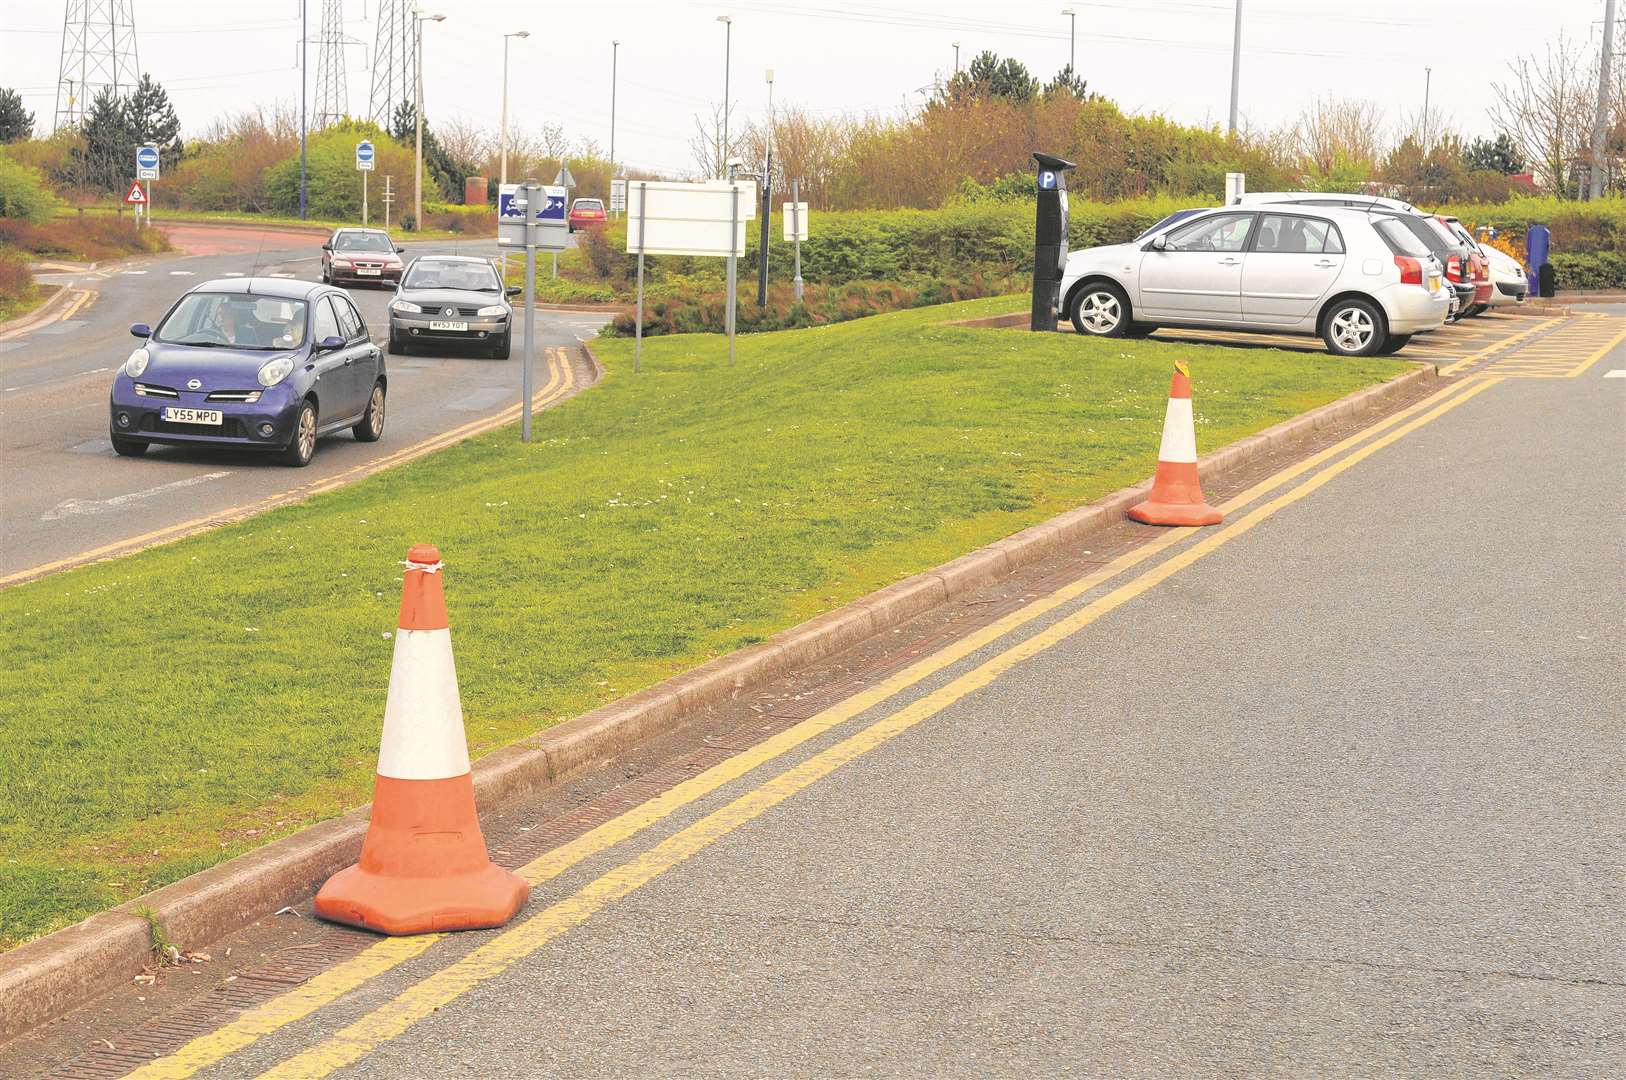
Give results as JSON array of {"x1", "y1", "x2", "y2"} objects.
[{"x1": 0, "y1": 1, "x2": 1609, "y2": 176}]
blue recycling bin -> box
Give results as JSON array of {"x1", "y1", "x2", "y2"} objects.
[{"x1": 1526, "y1": 224, "x2": 1550, "y2": 296}]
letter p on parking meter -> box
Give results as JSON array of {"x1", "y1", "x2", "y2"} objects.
[{"x1": 1031, "y1": 153, "x2": 1076, "y2": 332}]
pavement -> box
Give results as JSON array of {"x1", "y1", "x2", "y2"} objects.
[
  {"x1": 0, "y1": 224, "x2": 603, "y2": 582},
  {"x1": 11, "y1": 318, "x2": 1618, "y2": 1078}
]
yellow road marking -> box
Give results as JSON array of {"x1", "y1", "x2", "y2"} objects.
[
  {"x1": 0, "y1": 348, "x2": 575, "y2": 589},
  {"x1": 132, "y1": 371, "x2": 1486, "y2": 1079},
  {"x1": 1438, "y1": 316, "x2": 1564, "y2": 375},
  {"x1": 258, "y1": 373, "x2": 1508, "y2": 1080},
  {"x1": 1567, "y1": 327, "x2": 1626, "y2": 378}
]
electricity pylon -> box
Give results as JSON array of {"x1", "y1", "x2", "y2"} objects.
[
  {"x1": 54, "y1": 0, "x2": 141, "y2": 130},
  {"x1": 312, "y1": 0, "x2": 350, "y2": 128},
  {"x1": 368, "y1": 0, "x2": 418, "y2": 128}
]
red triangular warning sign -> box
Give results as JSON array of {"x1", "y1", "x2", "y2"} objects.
[{"x1": 124, "y1": 181, "x2": 147, "y2": 205}]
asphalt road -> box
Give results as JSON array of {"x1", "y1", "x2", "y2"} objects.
[
  {"x1": 0, "y1": 225, "x2": 604, "y2": 580},
  {"x1": 179, "y1": 352, "x2": 1623, "y2": 1078}
]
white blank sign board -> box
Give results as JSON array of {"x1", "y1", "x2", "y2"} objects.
[
  {"x1": 782, "y1": 202, "x2": 809, "y2": 241},
  {"x1": 626, "y1": 180, "x2": 758, "y2": 257}
]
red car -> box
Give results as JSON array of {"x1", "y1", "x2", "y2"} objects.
[
  {"x1": 567, "y1": 197, "x2": 607, "y2": 233},
  {"x1": 321, "y1": 228, "x2": 405, "y2": 286}
]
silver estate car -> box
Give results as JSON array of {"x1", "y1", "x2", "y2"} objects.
[{"x1": 1060, "y1": 205, "x2": 1452, "y2": 356}]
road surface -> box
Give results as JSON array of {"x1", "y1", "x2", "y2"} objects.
[{"x1": 0, "y1": 225, "x2": 603, "y2": 582}]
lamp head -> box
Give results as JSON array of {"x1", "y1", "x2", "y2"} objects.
[{"x1": 717, "y1": 14, "x2": 731, "y2": 23}]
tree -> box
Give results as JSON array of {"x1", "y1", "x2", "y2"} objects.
[
  {"x1": 1292, "y1": 96, "x2": 1386, "y2": 186},
  {"x1": 123, "y1": 73, "x2": 182, "y2": 167},
  {"x1": 0, "y1": 88, "x2": 33, "y2": 143},
  {"x1": 388, "y1": 100, "x2": 467, "y2": 204},
  {"x1": 960, "y1": 51, "x2": 1039, "y2": 103},
  {"x1": 1488, "y1": 33, "x2": 1593, "y2": 196},
  {"x1": 72, "y1": 86, "x2": 135, "y2": 193},
  {"x1": 688, "y1": 102, "x2": 740, "y2": 179},
  {"x1": 1463, "y1": 133, "x2": 1526, "y2": 175},
  {"x1": 1044, "y1": 65, "x2": 1090, "y2": 100}
]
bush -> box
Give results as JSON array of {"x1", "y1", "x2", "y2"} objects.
[
  {"x1": 0, "y1": 248, "x2": 36, "y2": 317},
  {"x1": 1549, "y1": 252, "x2": 1626, "y2": 291},
  {"x1": 0, "y1": 154, "x2": 60, "y2": 222},
  {"x1": 0, "y1": 215, "x2": 169, "y2": 262},
  {"x1": 263, "y1": 121, "x2": 417, "y2": 219},
  {"x1": 1437, "y1": 197, "x2": 1626, "y2": 256}
]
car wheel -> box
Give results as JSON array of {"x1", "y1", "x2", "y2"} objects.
[
  {"x1": 491, "y1": 333, "x2": 511, "y2": 360},
  {"x1": 1069, "y1": 283, "x2": 1131, "y2": 337},
  {"x1": 1376, "y1": 333, "x2": 1413, "y2": 355},
  {"x1": 1322, "y1": 298, "x2": 1386, "y2": 357},
  {"x1": 1464, "y1": 303, "x2": 1488, "y2": 318},
  {"x1": 387, "y1": 331, "x2": 404, "y2": 356},
  {"x1": 111, "y1": 434, "x2": 148, "y2": 457},
  {"x1": 352, "y1": 381, "x2": 386, "y2": 442},
  {"x1": 282, "y1": 399, "x2": 318, "y2": 467}
]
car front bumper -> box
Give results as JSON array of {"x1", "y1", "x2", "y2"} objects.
[
  {"x1": 110, "y1": 379, "x2": 303, "y2": 449},
  {"x1": 1486, "y1": 276, "x2": 1528, "y2": 306},
  {"x1": 389, "y1": 312, "x2": 509, "y2": 346}
]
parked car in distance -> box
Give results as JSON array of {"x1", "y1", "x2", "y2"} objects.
[
  {"x1": 1479, "y1": 243, "x2": 1528, "y2": 309},
  {"x1": 1060, "y1": 205, "x2": 1450, "y2": 356},
  {"x1": 568, "y1": 197, "x2": 607, "y2": 232},
  {"x1": 1438, "y1": 216, "x2": 1506, "y2": 315},
  {"x1": 321, "y1": 228, "x2": 405, "y2": 286},
  {"x1": 1369, "y1": 211, "x2": 1476, "y2": 321},
  {"x1": 109, "y1": 278, "x2": 386, "y2": 467},
  {"x1": 388, "y1": 255, "x2": 521, "y2": 358},
  {"x1": 1235, "y1": 190, "x2": 1420, "y2": 214}
]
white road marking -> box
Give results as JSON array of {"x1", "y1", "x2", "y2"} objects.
[
  {"x1": 270, "y1": 273, "x2": 297, "y2": 278},
  {"x1": 1605, "y1": 369, "x2": 1625, "y2": 378},
  {"x1": 75, "y1": 367, "x2": 111, "y2": 376},
  {"x1": 169, "y1": 270, "x2": 195, "y2": 276},
  {"x1": 121, "y1": 270, "x2": 148, "y2": 275},
  {"x1": 42, "y1": 471, "x2": 233, "y2": 521},
  {"x1": 2, "y1": 386, "x2": 18, "y2": 392},
  {"x1": 223, "y1": 272, "x2": 246, "y2": 277}
]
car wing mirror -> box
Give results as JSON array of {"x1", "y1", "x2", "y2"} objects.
[
  {"x1": 395, "y1": 245, "x2": 405, "y2": 253},
  {"x1": 318, "y1": 335, "x2": 346, "y2": 351},
  {"x1": 321, "y1": 243, "x2": 332, "y2": 251},
  {"x1": 130, "y1": 323, "x2": 151, "y2": 338},
  {"x1": 1148, "y1": 234, "x2": 1169, "y2": 252},
  {"x1": 505, "y1": 285, "x2": 521, "y2": 296}
]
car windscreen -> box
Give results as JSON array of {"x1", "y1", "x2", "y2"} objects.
[
  {"x1": 574, "y1": 199, "x2": 603, "y2": 211},
  {"x1": 1134, "y1": 209, "x2": 1202, "y2": 242},
  {"x1": 335, "y1": 232, "x2": 393, "y2": 252},
  {"x1": 1370, "y1": 218, "x2": 1434, "y2": 258},
  {"x1": 402, "y1": 261, "x2": 501, "y2": 291},
  {"x1": 154, "y1": 293, "x2": 309, "y2": 350}
]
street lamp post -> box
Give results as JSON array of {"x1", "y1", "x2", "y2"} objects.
[
  {"x1": 610, "y1": 39, "x2": 620, "y2": 213},
  {"x1": 1227, "y1": 0, "x2": 1243, "y2": 136},
  {"x1": 414, "y1": 10, "x2": 446, "y2": 233},
  {"x1": 717, "y1": 14, "x2": 732, "y2": 176},
  {"x1": 500, "y1": 30, "x2": 530, "y2": 188},
  {"x1": 1061, "y1": 8, "x2": 1075, "y2": 73},
  {"x1": 952, "y1": 41, "x2": 960, "y2": 75},
  {"x1": 300, "y1": 0, "x2": 308, "y2": 220},
  {"x1": 758, "y1": 67, "x2": 773, "y2": 306},
  {"x1": 1423, "y1": 66, "x2": 1432, "y2": 150}
]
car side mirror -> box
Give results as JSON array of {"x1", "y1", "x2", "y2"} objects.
[
  {"x1": 395, "y1": 245, "x2": 405, "y2": 253},
  {"x1": 321, "y1": 243, "x2": 332, "y2": 251},
  {"x1": 318, "y1": 335, "x2": 346, "y2": 351},
  {"x1": 1148, "y1": 234, "x2": 1169, "y2": 252},
  {"x1": 505, "y1": 285, "x2": 521, "y2": 297},
  {"x1": 130, "y1": 323, "x2": 151, "y2": 338}
]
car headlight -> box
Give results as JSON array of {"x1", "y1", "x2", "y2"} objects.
[
  {"x1": 392, "y1": 300, "x2": 422, "y2": 314},
  {"x1": 257, "y1": 356, "x2": 295, "y2": 387},
  {"x1": 124, "y1": 347, "x2": 150, "y2": 377},
  {"x1": 476, "y1": 305, "x2": 507, "y2": 317}
]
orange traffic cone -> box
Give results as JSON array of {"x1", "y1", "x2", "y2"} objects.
[
  {"x1": 1128, "y1": 361, "x2": 1223, "y2": 527},
  {"x1": 313, "y1": 544, "x2": 529, "y2": 935}
]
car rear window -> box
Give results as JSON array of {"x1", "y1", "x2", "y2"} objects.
[
  {"x1": 574, "y1": 199, "x2": 603, "y2": 211},
  {"x1": 1256, "y1": 215, "x2": 1344, "y2": 254},
  {"x1": 1372, "y1": 218, "x2": 1433, "y2": 258}
]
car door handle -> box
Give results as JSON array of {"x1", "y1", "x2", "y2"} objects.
[
  {"x1": 1218, "y1": 257, "x2": 1241, "y2": 266},
  {"x1": 1314, "y1": 259, "x2": 1337, "y2": 268}
]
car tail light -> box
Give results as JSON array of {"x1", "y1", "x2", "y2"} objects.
[
  {"x1": 1394, "y1": 255, "x2": 1424, "y2": 285},
  {"x1": 1445, "y1": 254, "x2": 1463, "y2": 281}
]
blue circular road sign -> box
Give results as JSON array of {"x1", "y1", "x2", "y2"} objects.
[
  {"x1": 137, "y1": 145, "x2": 159, "y2": 169},
  {"x1": 357, "y1": 140, "x2": 374, "y2": 161}
]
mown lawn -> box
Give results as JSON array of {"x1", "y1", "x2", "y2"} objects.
[{"x1": 0, "y1": 296, "x2": 1408, "y2": 947}]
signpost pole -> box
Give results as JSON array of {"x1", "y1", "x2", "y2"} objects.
[
  {"x1": 634, "y1": 182, "x2": 646, "y2": 374},
  {"x1": 791, "y1": 179, "x2": 803, "y2": 303},
  {"x1": 363, "y1": 170, "x2": 369, "y2": 225},
  {"x1": 726, "y1": 183, "x2": 739, "y2": 366},
  {"x1": 522, "y1": 181, "x2": 537, "y2": 444}
]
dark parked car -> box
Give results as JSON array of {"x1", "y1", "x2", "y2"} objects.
[
  {"x1": 109, "y1": 278, "x2": 386, "y2": 466},
  {"x1": 321, "y1": 228, "x2": 405, "y2": 286},
  {"x1": 388, "y1": 255, "x2": 520, "y2": 358},
  {"x1": 1371, "y1": 211, "x2": 1476, "y2": 321}
]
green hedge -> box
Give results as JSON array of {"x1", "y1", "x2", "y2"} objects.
[
  {"x1": 1549, "y1": 252, "x2": 1626, "y2": 290},
  {"x1": 0, "y1": 154, "x2": 60, "y2": 224},
  {"x1": 606, "y1": 277, "x2": 1012, "y2": 337},
  {"x1": 1437, "y1": 197, "x2": 1626, "y2": 256}
]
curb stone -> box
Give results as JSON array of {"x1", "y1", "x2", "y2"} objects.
[{"x1": 0, "y1": 354, "x2": 1437, "y2": 1044}]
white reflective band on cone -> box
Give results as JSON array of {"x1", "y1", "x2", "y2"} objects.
[
  {"x1": 376, "y1": 628, "x2": 473, "y2": 780},
  {"x1": 1156, "y1": 397, "x2": 1198, "y2": 463}
]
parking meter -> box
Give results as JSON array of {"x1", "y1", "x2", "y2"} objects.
[{"x1": 1031, "y1": 152, "x2": 1077, "y2": 331}]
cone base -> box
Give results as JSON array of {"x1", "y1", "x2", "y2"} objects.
[
  {"x1": 314, "y1": 861, "x2": 529, "y2": 936},
  {"x1": 1128, "y1": 498, "x2": 1223, "y2": 527}
]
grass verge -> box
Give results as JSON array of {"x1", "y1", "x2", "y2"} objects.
[
  {"x1": 64, "y1": 204, "x2": 487, "y2": 243},
  {"x1": 0, "y1": 296, "x2": 1407, "y2": 948}
]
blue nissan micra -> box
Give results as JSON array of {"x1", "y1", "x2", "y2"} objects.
[{"x1": 109, "y1": 278, "x2": 386, "y2": 466}]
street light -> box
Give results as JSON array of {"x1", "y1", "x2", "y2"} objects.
[
  {"x1": 610, "y1": 39, "x2": 620, "y2": 211},
  {"x1": 1060, "y1": 8, "x2": 1075, "y2": 74},
  {"x1": 1227, "y1": 0, "x2": 1243, "y2": 135},
  {"x1": 717, "y1": 14, "x2": 732, "y2": 177},
  {"x1": 952, "y1": 41, "x2": 960, "y2": 75},
  {"x1": 413, "y1": 9, "x2": 446, "y2": 233},
  {"x1": 500, "y1": 30, "x2": 530, "y2": 187}
]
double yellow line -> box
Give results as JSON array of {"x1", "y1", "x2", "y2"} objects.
[
  {"x1": 127, "y1": 372, "x2": 1505, "y2": 1080},
  {"x1": 0, "y1": 348, "x2": 576, "y2": 589}
]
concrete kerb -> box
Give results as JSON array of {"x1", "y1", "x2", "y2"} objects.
[
  {"x1": 0, "y1": 355, "x2": 1439, "y2": 1045},
  {"x1": 0, "y1": 285, "x2": 77, "y2": 341}
]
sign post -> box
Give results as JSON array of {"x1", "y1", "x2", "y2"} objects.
[
  {"x1": 610, "y1": 178, "x2": 627, "y2": 216},
  {"x1": 356, "y1": 140, "x2": 375, "y2": 224},
  {"x1": 497, "y1": 180, "x2": 568, "y2": 441},
  {"x1": 634, "y1": 181, "x2": 646, "y2": 373},
  {"x1": 726, "y1": 182, "x2": 739, "y2": 367},
  {"x1": 783, "y1": 182, "x2": 808, "y2": 303},
  {"x1": 520, "y1": 181, "x2": 539, "y2": 443},
  {"x1": 135, "y1": 144, "x2": 159, "y2": 227},
  {"x1": 124, "y1": 179, "x2": 146, "y2": 226},
  {"x1": 382, "y1": 175, "x2": 394, "y2": 229}
]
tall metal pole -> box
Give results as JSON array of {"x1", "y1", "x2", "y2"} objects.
[
  {"x1": 501, "y1": 30, "x2": 528, "y2": 188},
  {"x1": 1592, "y1": 0, "x2": 1618, "y2": 199},
  {"x1": 634, "y1": 181, "x2": 646, "y2": 373},
  {"x1": 791, "y1": 177, "x2": 803, "y2": 303},
  {"x1": 1061, "y1": 8, "x2": 1075, "y2": 72},
  {"x1": 610, "y1": 40, "x2": 620, "y2": 213},
  {"x1": 415, "y1": 18, "x2": 424, "y2": 231},
  {"x1": 718, "y1": 15, "x2": 732, "y2": 174},
  {"x1": 952, "y1": 42, "x2": 960, "y2": 75},
  {"x1": 726, "y1": 177, "x2": 739, "y2": 367},
  {"x1": 1227, "y1": 0, "x2": 1243, "y2": 136},
  {"x1": 1423, "y1": 66, "x2": 1432, "y2": 149},
  {"x1": 758, "y1": 68, "x2": 773, "y2": 307},
  {"x1": 300, "y1": 0, "x2": 308, "y2": 220},
  {"x1": 522, "y1": 180, "x2": 537, "y2": 442}
]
